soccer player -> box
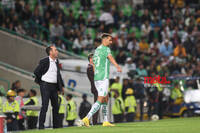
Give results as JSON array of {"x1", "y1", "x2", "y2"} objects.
[{"x1": 81, "y1": 33, "x2": 122, "y2": 127}]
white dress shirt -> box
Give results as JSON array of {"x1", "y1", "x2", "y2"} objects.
[{"x1": 41, "y1": 57, "x2": 57, "y2": 83}]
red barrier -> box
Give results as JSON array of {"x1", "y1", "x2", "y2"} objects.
[{"x1": 0, "y1": 115, "x2": 6, "y2": 133}]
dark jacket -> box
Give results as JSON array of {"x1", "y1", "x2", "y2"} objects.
[
  {"x1": 79, "y1": 100, "x2": 91, "y2": 119},
  {"x1": 87, "y1": 64, "x2": 97, "y2": 94},
  {"x1": 34, "y1": 57, "x2": 64, "y2": 91}
]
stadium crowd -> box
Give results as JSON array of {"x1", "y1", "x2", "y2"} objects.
[
  {"x1": 0, "y1": 0, "x2": 200, "y2": 131},
  {"x1": 0, "y1": 0, "x2": 199, "y2": 77}
]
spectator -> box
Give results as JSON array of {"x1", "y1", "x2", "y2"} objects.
[
  {"x1": 174, "y1": 43, "x2": 187, "y2": 57},
  {"x1": 81, "y1": 0, "x2": 91, "y2": 10},
  {"x1": 24, "y1": 89, "x2": 39, "y2": 129},
  {"x1": 50, "y1": 20, "x2": 64, "y2": 41},
  {"x1": 150, "y1": 38, "x2": 160, "y2": 55},
  {"x1": 136, "y1": 64, "x2": 148, "y2": 77},
  {"x1": 133, "y1": 76, "x2": 145, "y2": 121},
  {"x1": 99, "y1": 9, "x2": 114, "y2": 32},
  {"x1": 88, "y1": 9, "x2": 98, "y2": 28},
  {"x1": 170, "y1": 82, "x2": 183, "y2": 105},
  {"x1": 15, "y1": 0, "x2": 23, "y2": 14},
  {"x1": 110, "y1": 77, "x2": 123, "y2": 97},
  {"x1": 149, "y1": 26, "x2": 162, "y2": 43},
  {"x1": 21, "y1": 4, "x2": 32, "y2": 21},
  {"x1": 79, "y1": 94, "x2": 91, "y2": 119},
  {"x1": 82, "y1": 34, "x2": 94, "y2": 50},
  {"x1": 124, "y1": 88, "x2": 136, "y2": 122},
  {"x1": 15, "y1": 24, "x2": 26, "y2": 35},
  {"x1": 31, "y1": 7, "x2": 43, "y2": 25},
  {"x1": 15, "y1": 89, "x2": 26, "y2": 130},
  {"x1": 118, "y1": 35, "x2": 127, "y2": 50},
  {"x1": 77, "y1": 13, "x2": 86, "y2": 25},
  {"x1": 138, "y1": 36, "x2": 149, "y2": 52},
  {"x1": 118, "y1": 24, "x2": 128, "y2": 39},
  {"x1": 57, "y1": 92, "x2": 66, "y2": 128},
  {"x1": 161, "y1": 26, "x2": 171, "y2": 41},
  {"x1": 55, "y1": 39, "x2": 66, "y2": 50},
  {"x1": 73, "y1": 36, "x2": 84, "y2": 54},
  {"x1": 3, "y1": 90, "x2": 19, "y2": 131},
  {"x1": 141, "y1": 9, "x2": 151, "y2": 22},
  {"x1": 123, "y1": 57, "x2": 136, "y2": 77},
  {"x1": 66, "y1": 94, "x2": 77, "y2": 126},
  {"x1": 141, "y1": 20, "x2": 151, "y2": 37},
  {"x1": 116, "y1": 50, "x2": 127, "y2": 65},
  {"x1": 127, "y1": 35, "x2": 138, "y2": 52},
  {"x1": 112, "y1": 91, "x2": 124, "y2": 123},
  {"x1": 11, "y1": 80, "x2": 21, "y2": 92},
  {"x1": 129, "y1": 10, "x2": 140, "y2": 27},
  {"x1": 121, "y1": 78, "x2": 130, "y2": 100},
  {"x1": 159, "y1": 39, "x2": 173, "y2": 57}
]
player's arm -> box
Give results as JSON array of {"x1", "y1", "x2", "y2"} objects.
[{"x1": 108, "y1": 54, "x2": 122, "y2": 72}]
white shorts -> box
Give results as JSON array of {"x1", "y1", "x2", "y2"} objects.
[{"x1": 94, "y1": 79, "x2": 109, "y2": 97}]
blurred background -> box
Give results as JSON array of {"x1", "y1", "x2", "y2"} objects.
[{"x1": 0, "y1": 0, "x2": 200, "y2": 131}]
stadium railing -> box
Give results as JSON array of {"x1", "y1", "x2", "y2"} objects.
[
  {"x1": 0, "y1": 61, "x2": 34, "y2": 78},
  {"x1": 0, "y1": 26, "x2": 87, "y2": 60}
]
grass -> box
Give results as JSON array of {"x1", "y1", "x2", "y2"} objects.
[{"x1": 22, "y1": 117, "x2": 200, "y2": 133}]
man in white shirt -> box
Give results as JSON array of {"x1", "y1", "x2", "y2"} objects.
[{"x1": 34, "y1": 46, "x2": 64, "y2": 129}]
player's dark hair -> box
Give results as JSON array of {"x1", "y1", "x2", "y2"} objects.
[
  {"x1": 46, "y1": 45, "x2": 53, "y2": 56},
  {"x1": 88, "y1": 53, "x2": 94, "y2": 61},
  {"x1": 101, "y1": 33, "x2": 112, "y2": 40}
]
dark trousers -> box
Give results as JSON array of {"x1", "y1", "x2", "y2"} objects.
[
  {"x1": 27, "y1": 116, "x2": 38, "y2": 129},
  {"x1": 126, "y1": 113, "x2": 135, "y2": 122},
  {"x1": 93, "y1": 92, "x2": 99, "y2": 125},
  {"x1": 18, "y1": 118, "x2": 25, "y2": 130},
  {"x1": 147, "y1": 101, "x2": 153, "y2": 120},
  {"x1": 7, "y1": 119, "x2": 18, "y2": 131},
  {"x1": 58, "y1": 114, "x2": 64, "y2": 128},
  {"x1": 113, "y1": 114, "x2": 123, "y2": 123},
  {"x1": 139, "y1": 99, "x2": 144, "y2": 121},
  {"x1": 67, "y1": 120, "x2": 75, "y2": 126},
  {"x1": 39, "y1": 82, "x2": 59, "y2": 129}
]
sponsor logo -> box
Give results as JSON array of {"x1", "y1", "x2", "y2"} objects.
[{"x1": 144, "y1": 75, "x2": 171, "y2": 84}]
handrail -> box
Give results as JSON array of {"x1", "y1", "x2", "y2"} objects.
[
  {"x1": 0, "y1": 78, "x2": 10, "y2": 89},
  {"x1": 30, "y1": 85, "x2": 40, "y2": 90},
  {"x1": 0, "y1": 78, "x2": 10, "y2": 95},
  {"x1": 0, "y1": 27, "x2": 87, "y2": 60},
  {"x1": 0, "y1": 61, "x2": 34, "y2": 77}
]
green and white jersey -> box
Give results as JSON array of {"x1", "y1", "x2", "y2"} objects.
[{"x1": 93, "y1": 45, "x2": 111, "y2": 81}]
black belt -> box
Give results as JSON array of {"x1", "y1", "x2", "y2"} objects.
[{"x1": 42, "y1": 81, "x2": 57, "y2": 85}]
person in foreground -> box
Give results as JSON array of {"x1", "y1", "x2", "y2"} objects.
[{"x1": 80, "y1": 33, "x2": 122, "y2": 127}]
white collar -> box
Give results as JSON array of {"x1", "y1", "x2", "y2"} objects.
[{"x1": 49, "y1": 56, "x2": 57, "y2": 62}]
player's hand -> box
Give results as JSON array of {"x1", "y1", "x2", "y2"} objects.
[{"x1": 117, "y1": 66, "x2": 122, "y2": 72}]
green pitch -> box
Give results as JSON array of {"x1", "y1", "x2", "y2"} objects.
[{"x1": 23, "y1": 117, "x2": 200, "y2": 133}]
